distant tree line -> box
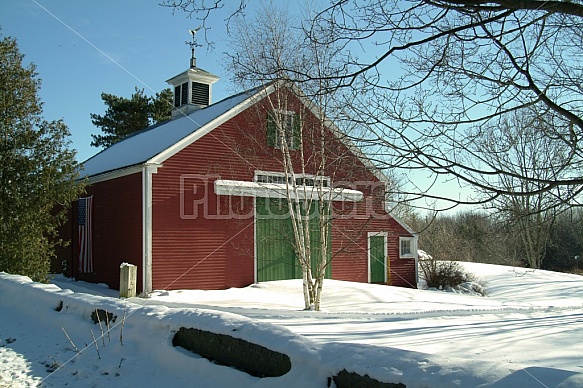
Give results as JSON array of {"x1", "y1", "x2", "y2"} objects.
[{"x1": 405, "y1": 209, "x2": 583, "y2": 273}]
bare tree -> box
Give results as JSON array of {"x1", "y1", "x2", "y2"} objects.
[
  {"x1": 226, "y1": 4, "x2": 358, "y2": 310},
  {"x1": 311, "y1": 1, "x2": 583, "y2": 211},
  {"x1": 164, "y1": 0, "x2": 583, "y2": 212},
  {"x1": 405, "y1": 209, "x2": 521, "y2": 268},
  {"x1": 475, "y1": 111, "x2": 566, "y2": 268}
]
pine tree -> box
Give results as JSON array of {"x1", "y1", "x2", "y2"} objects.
[
  {"x1": 90, "y1": 87, "x2": 172, "y2": 149},
  {"x1": 0, "y1": 35, "x2": 84, "y2": 282}
]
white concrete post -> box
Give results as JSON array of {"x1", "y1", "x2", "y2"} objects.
[{"x1": 119, "y1": 262, "x2": 137, "y2": 298}]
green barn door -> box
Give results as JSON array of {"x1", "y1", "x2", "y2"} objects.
[
  {"x1": 256, "y1": 197, "x2": 331, "y2": 282},
  {"x1": 256, "y1": 197, "x2": 300, "y2": 281},
  {"x1": 369, "y1": 234, "x2": 386, "y2": 283}
]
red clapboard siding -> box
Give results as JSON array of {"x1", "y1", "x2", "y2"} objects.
[
  {"x1": 150, "y1": 93, "x2": 417, "y2": 290},
  {"x1": 74, "y1": 172, "x2": 143, "y2": 291},
  {"x1": 151, "y1": 115, "x2": 256, "y2": 290}
]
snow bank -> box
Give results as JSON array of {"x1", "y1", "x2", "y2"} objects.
[{"x1": 2, "y1": 271, "x2": 583, "y2": 387}]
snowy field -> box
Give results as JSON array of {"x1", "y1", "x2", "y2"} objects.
[{"x1": 0, "y1": 262, "x2": 582, "y2": 387}]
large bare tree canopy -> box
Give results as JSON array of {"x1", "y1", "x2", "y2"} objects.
[{"x1": 162, "y1": 0, "x2": 583, "y2": 211}]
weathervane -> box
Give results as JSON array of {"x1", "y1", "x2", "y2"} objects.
[{"x1": 187, "y1": 27, "x2": 202, "y2": 68}]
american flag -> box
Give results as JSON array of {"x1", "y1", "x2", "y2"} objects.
[{"x1": 78, "y1": 196, "x2": 93, "y2": 273}]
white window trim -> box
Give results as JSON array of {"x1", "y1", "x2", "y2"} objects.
[
  {"x1": 399, "y1": 236, "x2": 416, "y2": 259},
  {"x1": 254, "y1": 171, "x2": 331, "y2": 187}
]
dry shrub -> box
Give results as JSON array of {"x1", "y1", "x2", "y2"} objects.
[{"x1": 420, "y1": 259, "x2": 475, "y2": 290}]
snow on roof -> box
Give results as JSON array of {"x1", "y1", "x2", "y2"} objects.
[{"x1": 80, "y1": 89, "x2": 258, "y2": 178}]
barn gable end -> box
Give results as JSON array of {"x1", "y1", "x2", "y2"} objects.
[{"x1": 60, "y1": 60, "x2": 417, "y2": 293}]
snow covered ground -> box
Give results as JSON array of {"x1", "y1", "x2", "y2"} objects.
[{"x1": 1, "y1": 262, "x2": 582, "y2": 387}]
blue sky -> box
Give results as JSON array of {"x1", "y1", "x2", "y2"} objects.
[
  {"x1": 0, "y1": 0, "x2": 235, "y2": 162},
  {"x1": 0, "y1": 0, "x2": 475, "y2": 211}
]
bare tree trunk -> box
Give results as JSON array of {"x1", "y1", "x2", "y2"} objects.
[{"x1": 220, "y1": 4, "x2": 375, "y2": 311}]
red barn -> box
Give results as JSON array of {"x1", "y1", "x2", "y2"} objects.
[{"x1": 58, "y1": 62, "x2": 418, "y2": 294}]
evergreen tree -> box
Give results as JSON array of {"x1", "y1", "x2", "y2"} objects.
[
  {"x1": 0, "y1": 35, "x2": 84, "y2": 282},
  {"x1": 90, "y1": 87, "x2": 172, "y2": 148}
]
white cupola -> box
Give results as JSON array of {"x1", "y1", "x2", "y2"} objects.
[{"x1": 166, "y1": 29, "x2": 219, "y2": 119}]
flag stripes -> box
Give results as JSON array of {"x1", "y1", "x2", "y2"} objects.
[{"x1": 78, "y1": 196, "x2": 93, "y2": 273}]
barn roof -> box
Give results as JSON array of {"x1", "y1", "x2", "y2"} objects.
[{"x1": 80, "y1": 87, "x2": 261, "y2": 178}]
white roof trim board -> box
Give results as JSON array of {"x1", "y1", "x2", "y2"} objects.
[{"x1": 214, "y1": 179, "x2": 363, "y2": 202}]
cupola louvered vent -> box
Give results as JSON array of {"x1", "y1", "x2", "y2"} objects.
[
  {"x1": 191, "y1": 82, "x2": 210, "y2": 106},
  {"x1": 174, "y1": 86, "x2": 181, "y2": 108},
  {"x1": 181, "y1": 82, "x2": 188, "y2": 105}
]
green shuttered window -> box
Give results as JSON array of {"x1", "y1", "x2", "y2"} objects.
[{"x1": 267, "y1": 111, "x2": 300, "y2": 149}]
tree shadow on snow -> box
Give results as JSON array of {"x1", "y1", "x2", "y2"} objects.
[{"x1": 492, "y1": 366, "x2": 581, "y2": 387}]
